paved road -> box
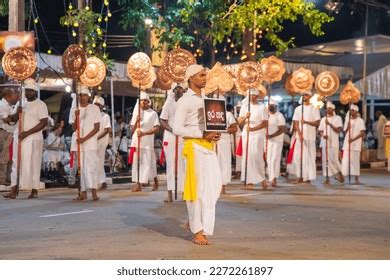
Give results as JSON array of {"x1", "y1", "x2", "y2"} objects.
[{"x1": 1, "y1": 170, "x2": 389, "y2": 260}]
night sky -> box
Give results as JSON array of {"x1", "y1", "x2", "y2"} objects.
[{"x1": 1, "y1": 0, "x2": 389, "y2": 63}]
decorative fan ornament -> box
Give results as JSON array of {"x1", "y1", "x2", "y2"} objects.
[
  {"x1": 236, "y1": 61, "x2": 263, "y2": 89},
  {"x1": 260, "y1": 56, "x2": 286, "y2": 83},
  {"x1": 155, "y1": 66, "x2": 173, "y2": 90},
  {"x1": 127, "y1": 52, "x2": 152, "y2": 81},
  {"x1": 163, "y1": 48, "x2": 196, "y2": 83},
  {"x1": 62, "y1": 44, "x2": 87, "y2": 80},
  {"x1": 284, "y1": 74, "x2": 298, "y2": 96},
  {"x1": 315, "y1": 71, "x2": 340, "y2": 97},
  {"x1": 204, "y1": 62, "x2": 234, "y2": 94},
  {"x1": 2, "y1": 47, "x2": 36, "y2": 81},
  {"x1": 339, "y1": 80, "x2": 360, "y2": 105},
  {"x1": 291, "y1": 67, "x2": 315, "y2": 94},
  {"x1": 80, "y1": 56, "x2": 106, "y2": 87}
]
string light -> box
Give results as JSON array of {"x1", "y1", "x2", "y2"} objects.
[
  {"x1": 34, "y1": 18, "x2": 39, "y2": 24},
  {"x1": 104, "y1": 0, "x2": 109, "y2": 6},
  {"x1": 257, "y1": 44, "x2": 261, "y2": 48},
  {"x1": 72, "y1": 30, "x2": 77, "y2": 37},
  {"x1": 85, "y1": 6, "x2": 90, "y2": 11},
  {"x1": 102, "y1": 42, "x2": 107, "y2": 48},
  {"x1": 223, "y1": 47, "x2": 227, "y2": 52},
  {"x1": 234, "y1": 50, "x2": 238, "y2": 54},
  {"x1": 98, "y1": 17, "x2": 102, "y2": 23},
  {"x1": 241, "y1": 54, "x2": 247, "y2": 60},
  {"x1": 190, "y1": 43, "x2": 194, "y2": 47},
  {"x1": 227, "y1": 38, "x2": 231, "y2": 43},
  {"x1": 249, "y1": 42, "x2": 253, "y2": 47},
  {"x1": 69, "y1": 4, "x2": 73, "y2": 10},
  {"x1": 230, "y1": 43, "x2": 234, "y2": 48},
  {"x1": 98, "y1": 85, "x2": 102, "y2": 90},
  {"x1": 214, "y1": 49, "x2": 218, "y2": 54},
  {"x1": 47, "y1": 49, "x2": 52, "y2": 54},
  {"x1": 104, "y1": 16, "x2": 108, "y2": 22},
  {"x1": 227, "y1": 55, "x2": 231, "y2": 60},
  {"x1": 108, "y1": 11, "x2": 112, "y2": 18},
  {"x1": 92, "y1": 43, "x2": 96, "y2": 48},
  {"x1": 73, "y1": 22, "x2": 79, "y2": 27}
]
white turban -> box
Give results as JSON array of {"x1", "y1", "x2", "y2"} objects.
[
  {"x1": 269, "y1": 97, "x2": 278, "y2": 106},
  {"x1": 326, "y1": 101, "x2": 335, "y2": 110},
  {"x1": 249, "y1": 88, "x2": 259, "y2": 96},
  {"x1": 140, "y1": 91, "x2": 150, "y2": 101},
  {"x1": 185, "y1": 64, "x2": 204, "y2": 81},
  {"x1": 79, "y1": 86, "x2": 91, "y2": 96},
  {"x1": 93, "y1": 96, "x2": 105, "y2": 106},
  {"x1": 350, "y1": 104, "x2": 359, "y2": 112},
  {"x1": 24, "y1": 78, "x2": 38, "y2": 91}
]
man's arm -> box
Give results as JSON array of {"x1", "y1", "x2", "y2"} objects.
[
  {"x1": 248, "y1": 120, "x2": 268, "y2": 132},
  {"x1": 172, "y1": 102, "x2": 202, "y2": 139},
  {"x1": 98, "y1": 127, "x2": 110, "y2": 140},
  {"x1": 269, "y1": 125, "x2": 286, "y2": 139},
  {"x1": 160, "y1": 119, "x2": 172, "y2": 133},
  {"x1": 19, "y1": 118, "x2": 48, "y2": 140},
  {"x1": 303, "y1": 119, "x2": 320, "y2": 128},
  {"x1": 349, "y1": 130, "x2": 365, "y2": 143},
  {"x1": 138, "y1": 125, "x2": 160, "y2": 137},
  {"x1": 77, "y1": 122, "x2": 100, "y2": 144}
]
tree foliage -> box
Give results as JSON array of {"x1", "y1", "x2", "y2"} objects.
[
  {"x1": 117, "y1": 0, "x2": 333, "y2": 60},
  {"x1": 0, "y1": 0, "x2": 8, "y2": 17}
]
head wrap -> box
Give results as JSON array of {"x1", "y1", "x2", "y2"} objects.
[
  {"x1": 24, "y1": 78, "x2": 38, "y2": 91},
  {"x1": 249, "y1": 88, "x2": 259, "y2": 96},
  {"x1": 350, "y1": 104, "x2": 359, "y2": 112},
  {"x1": 326, "y1": 101, "x2": 335, "y2": 110},
  {"x1": 93, "y1": 96, "x2": 105, "y2": 106},
  {"x1": 269, "y1": 98, "x2": 278, "y2": 106},
  {"x1": 140, "y1": 91, "x2": 150, "y2": 101},
  {"x1": 185, "y1": 64, "x2": 204, "y2": 81},
  {"x1": 79, "y1": 86, "x2": 91, "y2": 96}
]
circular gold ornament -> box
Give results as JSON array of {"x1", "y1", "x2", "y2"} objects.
[
  {"x1": 62, "y1": 44, "x2": 87, "y2": 79},
  {"x1": 156, "y1": 66, "x2": 173, "y2": 90},
  {"x1": 237, "y1": 61, "x2": 263, "y2": 89},
  {"x1": 127, "y1": 52, "x2": 151, "y2": 81},
  {"x1": 315, "y1": 71, "x2": 340, "y2": 97},
  {"x1": 260, "y1": 56, "x2": 285, "y2": 83},
  {"x1": 132, "y1": 68, "x2": 156, "y2": 90},
  {"x1": 291, "y1": 67, "x2": 315, "y2": 94},
  {"x1": 80, "y1": 56, "x2": 106, "y2": 87},
  {"x1": 2, "y1": 47, "x2": 36, "y2": 81},
  {"x1": 163, "y1": 48, "x2": 196, "y2": 83}
]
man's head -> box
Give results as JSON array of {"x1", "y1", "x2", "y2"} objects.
[
  {"x1": 185, "y1": 64, "x2": 206, "y2": 89},
  {"x1": 249, "y1": 88, "x2": 259, "y2": 104},
  {"x1": 173, "y1": 84, "x2": 185, "y2": 101},
  {"x1": 1, "y1": 87, "x2": 20, "y2": 105},
  {"x1": 24, "y1": 78, "x2": 38, "y2": 101},
  {"x1": 326, "y1": 102, "x2": 335, "y2": 115},
  {"x1": 302, "y1": 91, "x2": 312, "y2": 104},
  {"x1": 268, "y1": 98, "x2": 278, "y2": 113},
  {"x1": 350, "y1": 104, "x2": 359, "y2": 118},
  {"x1": 226, "y1": 104, "x2": 234, "y2": 113},
  {"x1": 79, "y1": 86, "x2": 91, "y2": 104},
  {"x1": 93, "y1": 96, "x2": 105, "y2": 111},
  {"x1": 140, "y1": 91, "x2": 151, "y2": 110}
]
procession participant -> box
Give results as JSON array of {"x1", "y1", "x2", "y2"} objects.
[
  {"x1": 238, "y1": 88, "x2": 268, "y2": 189},
  {"x1": 43, "y1": 123, "x2": 65, "y2": 168},
  {"x1": 266, "y1": 98, "x2": 286, "y2": 187},
  {"x1": 130, "y1": 91, "x2": 160, "y2": 192},
  {"x1": 94, "y1": 96, "x2": 111, "y2": 190},
  {"x1": 0, "y1": 87, "x2": 19, "y2": 186},
  {"x1": 375, "y1": 111, "x2": 387, "y2": 160},
  {"x1": 160, "y1": 83, "x2": 186, "y2": 202},
  {"x1": 292, "y1": 91, "x2": 320, "y2": 184},
  {"x1": 217, "y1": 103, "x2": 237, "y2": 194},
  {"x1": 4, "y1": 79, "x2": 48, "y2": 199},
  {"x1": 234, "y1": 101, "x2": 243, "y2": 178},
  {"x1": 318, "y1": 101, "x2": 344, "y2": 184},
  {"x1": 70, "y1": 87, "x2": 101, "y2": 201},
  {"x1": 173, "y1": 64, "x2": 222, "y2": 245},
  {"x1": 341, "y1": 104, "x2": 365, "y2": 184}
]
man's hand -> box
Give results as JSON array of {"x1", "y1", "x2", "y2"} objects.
[
  {"x1": 245, "y1": 112, "x2": 251, "y2": 119},
  {"x1": 77, "y1": 137, "x2": 86, "y2": 144},
  {"x1": 323, "y1": 135, "x2": 328, "y2": 139},
  {"x1": 203, "y1": 132, "x2": 221, "y2": 141},
  {"x1": 246, "y1": 125, "x2": 252, "y2": 132},
  {"x1": 325, "y1": 118, "x2": 330, "y2": 125},
  {"x1": 299, "y1": 132, "x2": 303, "y2": 142},
  {"x1": 137, "y1": 129, "x2": 145, "y2": 137},
  {"x1": 19, "y1": 131, "x2": 29, "y2": 141},
  {"x1": 349, "y1": 137, "x2": 354, "y2": 144}
]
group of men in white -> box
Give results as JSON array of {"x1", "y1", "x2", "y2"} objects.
[{"x1": 0, "y1": 66, "x2": 382, "y2": 246}]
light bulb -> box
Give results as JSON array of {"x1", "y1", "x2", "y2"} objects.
[
  {"x1": 65, "y1": 85, "x2": 72, "y2": 93},
  {"x1": 73, "y1": 22, "x2": 79, "y2": 27}
]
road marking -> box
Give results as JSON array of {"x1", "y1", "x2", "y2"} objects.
[
  {"x1": 230, "y1": 193, "x2": 260, "y2": 197},
  {"x1": 39, "y1": 210, "x2": 94, "y2": 218}
]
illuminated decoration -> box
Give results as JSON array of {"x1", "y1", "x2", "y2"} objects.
[{"x1": 291, "y1": 67, "x2": 315, "y2": 93}]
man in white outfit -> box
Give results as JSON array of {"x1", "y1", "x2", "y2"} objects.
[
  {"x1": 160, "y1": 84, "x2": 185, "y2": 202},
  {"x1": 94, "y1": 96, "x2": 111, "y2": 190},
  {"x1": 238, "y1": 89, "x2": 268, "y2": 189},
  {"x1": 130, "y1": 92, "x2": 160, "y2": 192},
  {"x1": 375, "y1": 111, "x2": 387, "y2": 160},
  {"x1": 4, "y1": 79, "x2": 48, "y2": 199},
  {"x1": 318, "y1": 101, "x2": 344, "y2": 184},
  {"x1": 292, "y1": 91, "x2": 320, "y2": 184},
  {"x1": 70, "y1": 87, "x2": 101, "y2": 201},
  {"x1": 0, "y1": 86, "x2": 19, "y2": 187},
  {"x1": 341, "y1": 104, "x2": 365, "y2": 184},
  {"x1": 266, "y1": 98, "x2": 286, "y2": 187},
  {"x1": 173, "y1": 64, "x2": 222, "y2": 245},
  {"x1": 217, "y1": 102, "x2": 237, "y2": 194}
]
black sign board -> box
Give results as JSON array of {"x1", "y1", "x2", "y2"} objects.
[{"x1": 203, "y1": 98, "x2": 227, "y2": 132}]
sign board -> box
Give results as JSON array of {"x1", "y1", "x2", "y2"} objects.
[{"x1": 203, "y1": 98, "x2": 227, "y2": 132}]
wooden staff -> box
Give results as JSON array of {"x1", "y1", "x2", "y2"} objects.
[
  {"x1": 137, "y1": 84, "x2": 141, "y2": 185},
  {"x1": 16, "y1": 82, "x2": 24, "y2": 194},
  {"x1": 244, "y1": 91, "x2": 251, "y2": 186},
  {"x1": 75, "y1": 83, "x2": 81, "y2": 178},
  {"x1": 348, "y1": 102, "x2": 352, "y2": 183},
  {"x1": 174, "y1": 135, "x2": 178, "y2": 200},
  {"x1": 265, "y1": 83, "x2": 272, "y2": 171},
  {"x1": 325, "y1": 99, "x2": 329, "y2": 182},
  {"x1": 300, "y1": 97, "x2": 304, "y2": 182}
]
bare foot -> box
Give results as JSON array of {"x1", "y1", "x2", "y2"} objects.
[
  {"x1": 292, "y1": 178, "x2": 304, "y2": 184},
  {"x1": 132, "y1": 184, "x2": 142, "y2": 192},
  {"x1": 323, "y1": 179, "x2": 330, "y2": 185},
  {"x1": 244, "y1": 183, "x2": 254, "y2": 190},
  {"x1": 152, "y1": 178, "x2": 159, "y2": 191},
  {"x1": 335, "y1": 174, "x2": 344, "y2": 183},
  {"x1": 261, "y1": 180, "x2": 268, "y2": 190},
  {"x1": 192, "y1": 232, "x2": 209, "y2": 245},
  {"x1": 220, "y1": 185, "x2": 226, "y2": 195},
  {"x1": 183, "y1": 221, "x2": 190, "y2": 231},
  {"x1": 73, "y1": 191, "x2": 87, "y2": 201},
  {"x1": 271, "y1": 179, "x2": 277, "y2": 188}
]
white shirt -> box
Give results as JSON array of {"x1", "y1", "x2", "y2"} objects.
[
  {"x1": 318, "y1": 114, "x2": 343, "y2": 148},
  {"x1": 70, "y1": 104, "x2": 101, "y2": 151},
  {"x1": 130, "y1": 108, "x2": 159, "y2": 150},
  {"x1": 14, "y1": 99, "x2": 48, "y2": 140},
  {"x1": 98, "y1": 112, "x2": 111, "y2": 147},
  {"x1": 0, "y1": 98, "x2": 12, "y2": 131},
  {"x1": 239, "y1": 102, "x2": 268, "y2": 138},
  {"x1": 220, "y1": 111, "x2": 237, "y2": 142},
  {"x1": 268, "y1": 111, "x2": 286, "y2": 143},
  {"x1": 173, "y1": 88, "x2": 205, "y2": 139},
  {"x1": 293, "y1": 104, "x2": 320, "y2": 141},
  {"x1": 343, "y1": 116, "x2": 366, "y2": 151}
]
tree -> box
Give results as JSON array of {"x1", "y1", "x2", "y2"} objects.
[
  {"x1": 0, "y1": 0, "x2": 8, "y2": 17},
  {"x1": 117, "y1": 0, "x2": 333, "y2": 65}
]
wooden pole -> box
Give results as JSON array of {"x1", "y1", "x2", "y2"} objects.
[
  {"x1": 244, "y1": 92, "x2": 251, "y2": 186},
  {"x1": 8, "y1": 0, "x2": 25, "y2": 31}
]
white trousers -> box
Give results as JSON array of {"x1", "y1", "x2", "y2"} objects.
[
  {"x1": 293, "y1": 139, "x2": 317, "y2": 181},
  {"x1": 342, "y1": 150, "x2": 361, "y2": 176},
  {"x1": 132, "y1": 148, "x2": 157, "y2": 184},
  {"x1": 164, "y1": 139, "x2": 184, "y2": 192},
  {"x1": 217, "y1": 139, "x2": 232, "y2": 185},
  {"x1": 80, "y1": 150, "x2": 98, "y2": 191},
  {"x1": 321, "y1": 146, "x2": 341, "y2": 177},
  {"x1": 11, "y1": 137, "x2": 43, "y2": 190},
  {"x1": 97, "y1": 143, "x2": 108, "y2": 184},
  {"x1": 186, "y1": 144, "x2": 222, "y2": 236},
  {"x1": 266, "y1": 141, "x2": 283, "y2": 181},
  {"x1": 241, "y1": 135, "x2": 266, "y2": 184}
]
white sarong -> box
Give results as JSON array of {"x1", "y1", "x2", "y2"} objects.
[
  {"x1": 266, "y1": 141, "x2": 283, "y2": 181},
  {"x1": 292, "y1": 139, "x2": 317, "y2": 181},
  {"x1": 321, "y1": 146, "x2": 341, "y2": 177}
]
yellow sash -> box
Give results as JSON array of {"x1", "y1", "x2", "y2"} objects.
[{"x1": 182, "y1": 138, "x2": 214, "y2": 201}]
